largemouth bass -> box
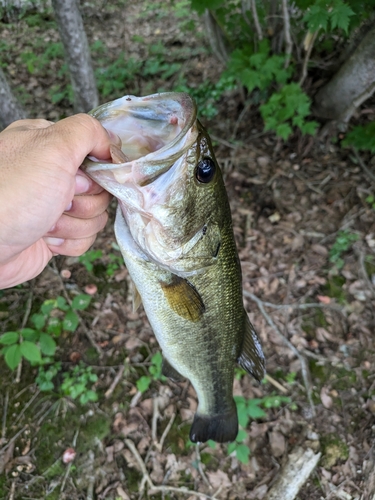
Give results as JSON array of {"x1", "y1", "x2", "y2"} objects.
[{"x1": 82, "y1": 93, "x2": 265, "y2": 443}]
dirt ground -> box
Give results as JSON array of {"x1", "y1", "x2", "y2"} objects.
[{"x1": 1, "y1": 1, "x2": 375, "y2": 499}]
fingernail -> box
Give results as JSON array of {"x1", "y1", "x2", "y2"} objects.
[
  {"x1": 44, "y1": 237, "x2": 64, "y2": 246},
  {"x1": 49, "y1": 223, "x2": 56, "y2": 232},
  {"x1": 65, "y1": 201, "x2": 73, "y2": 212},
  {"x1": 75, "y1": 174, "x2": 91, "y2": 194},
  {"x1": 107, "y1": 129, "x2": 121, "y2": 146}
]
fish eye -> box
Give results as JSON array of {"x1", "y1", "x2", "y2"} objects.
[{"x1": 195, "y1": 158, "x2": 216, "y2": 183}]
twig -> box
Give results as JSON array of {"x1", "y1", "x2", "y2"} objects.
[
  {"x1": 152, "y1": 397, "x2": 160, "y2": 445},
  {"x1": 2, "y1": 390, "x2": 8, "y2": 440},
  {"x1": 9, "y1": 480, "x2": 16, "y2": 500},
  {"x1": 124, "y1": 439, "x2": 219, "y2": 499},
  {"x1": 299, "y1": 31, "x2": 318, "y2": 85},
  {"x1": 195, "y1": 444, "x2": 212, "y2": 490},
  {"x1": 13, "y1": 389, "x2": 40, "y2": 426},
  {"x1": 158, "y1": 412, "x2": 176, "y2": 452},
  {"x1": 352, "y1": 147, "x2": 375, "y2": 186},
  {"x1": 250, "y1": 0, "x2": 263, "y2": 40},
  {"x1": 243, "y1": 291, "x2": 344, "y2": 315},
  {"x1": 231, "y1": 101, "x2": 252, "y2": 141},
  {"x1": 60, "y1": 429, "x2": 79, "y2": 494},
  {"x1": 104, "y1": 365, "x2": 125, "y2": 398},
  {"x1": 51, "y1": 261, "x2": 103, "y2": 358},
  {"x1": 15, "y1": 290, "x2": 33, "y2": 383},
  {"x1": 244, "y1": 292, "x2": 316, "y2": 417},
  {"x1": 265, "y1": 374, "x2": 288, "y2": 394},
  {"x1": 0, "y1": 425, "x2": 28, "y2": 453},
  {"x1": 282, "y1": 0, "x2": 292, "y2": 68}
]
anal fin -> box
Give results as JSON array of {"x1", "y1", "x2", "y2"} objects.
[
  {"x1": 162, "y1": 357, "x2": 184, "y2": 383},
  {"x1": 237, "y1": 313, "x2": 266, "y2": 382}
]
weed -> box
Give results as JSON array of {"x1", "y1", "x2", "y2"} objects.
[
  {"x1": 329, "y1": 230, "x2": 359, "y2": 269},
  {"x1": 136, "y1": 351, "x2": 166, "y2": 393},
  {"x1": 0, "y1": 294, "x2": 92, "y2": 370},
  {"x1": 365, "y1": 194, "x2": 375, "y2": 210},
  {"x1": 79, "y1": 249, "x2": 103, "y2": 272},
  {"x1": 342, "y1": 122, "x2": 375, "y2": 153}
]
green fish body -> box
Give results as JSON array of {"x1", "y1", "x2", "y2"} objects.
[{"x1": 82, "y1": 93, "x2": 265, "y2": 443}]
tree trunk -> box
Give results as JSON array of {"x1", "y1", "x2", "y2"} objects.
[
  {"x1": 51, "y1": 0, "x2": 98, "y2": 113},
  {"x1": 0, "y1": 67, "x2": 27, "y2": 129},
  {"x1": 313, "y1": 22, "x2": 375, "y2": 123}
]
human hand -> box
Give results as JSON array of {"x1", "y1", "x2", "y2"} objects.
[{"x1": 0, "y1": 114, "x2": 119, "y2": 289}]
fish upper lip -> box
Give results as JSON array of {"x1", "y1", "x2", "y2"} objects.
[{"x1": 82, "y1": 93, "x2": 198, "y2": 188}]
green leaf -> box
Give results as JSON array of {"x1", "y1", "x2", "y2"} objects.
[
  {"x1": 227, "y1": 442, "x2": 237, "y2": 454},
  {"x1": 39, "y1": 333, "x2": 57, "y2": 356},
  {"x1": 191, "y1": 0, "x2": 224, "y2": 14},
  {"x1": 236, "y1": 429, "x2": 248, "y2": 442},
  {"x1": 236, "y1": 444, "x2": 250, "y2": 464},
  {"x1": 303, "y1": 4, "x2": 329, "y2": 31},
  {"x1": 20, "y1": 328, "x2": 39, "y2": 342},
  {"x1": 47, "y1": 317, "x2": 62, "y2": 336},
  {"x1": 247, "y1": 401, "x2": 267, "y2": 419},
  {"x1": 136, "y1": 376, "x2": 151, "y2": 393},
  {"x1": 330, "y1": 1, "x2": 354, "y2": 33},
  {"x1": 56, "y1": 296, "x2": 69, "y2": 311},
  {"x1": 31, "y1": 313, "x2": 46, "y2": 329},
  {"x1": 0, "y1": 331, "x2": 19, "y2": 345},
  {"x1": 4, "y1": 344, "x2": 21, "y2": 369},
  {"x1": 63, "y1": 310, "x2": 80, "y2": 332},
  {"x1": 41, "y1": 299, "x2": 55, "y2": 315},
  {"x1": 207, "y1": 440, "x2": 216, "y2": 449},
  {"x1": 72, "y1": 294, "x2": 92, "y2": 310},
  {"x1": 20, "y1": 341, "x2": 42, "y2": 363}
]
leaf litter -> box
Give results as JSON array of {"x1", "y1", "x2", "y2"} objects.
[{"x1": 1, "y1": 1, "x2": 375, "y2": 499}]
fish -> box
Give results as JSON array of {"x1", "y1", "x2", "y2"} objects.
[{"x1": 82, "y1": 92, "x2": 265, "y2": 443}]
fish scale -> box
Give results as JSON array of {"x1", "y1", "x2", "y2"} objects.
[{"x1": 82, "y1": 92, "x2": 265, "y2": 443}]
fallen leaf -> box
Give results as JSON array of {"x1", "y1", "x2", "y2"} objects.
[
  {"x1": 269, "y1": 430, "x2": 285, "y2": 457},
  {"x1": 62, "y1": 448, "x2": 76, "y2": 464},
  {"x1": 206, "y1": 469, "x2": 231, "y2": 489},
  {"x1": 320, "y1": 387, "x2": 333, "y2": 409},
  {"x1": 317, "y1": 295, "x2": 331, "y2": 304}
]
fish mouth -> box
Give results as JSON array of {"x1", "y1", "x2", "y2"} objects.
[{"x1": 82, "y1": 92, "x2": 198, "y2": 187}]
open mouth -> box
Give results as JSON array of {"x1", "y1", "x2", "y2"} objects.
[{"x1": 90, "y1": 93, "x2": 196, "y2": 162}]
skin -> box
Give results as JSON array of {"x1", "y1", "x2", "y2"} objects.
[{"x1": 0, "y1": 114, "x2": 120, "y2": 289}]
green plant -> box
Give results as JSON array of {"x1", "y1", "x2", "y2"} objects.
[
  {"x1": 79, "y1": 249, "x2": 103, "y2": 272},
  {"x1": 342, "y1": 122, "x2": 375, "y2": 153},
  {"x1": 260, "y1": 83, "x2": 318, "y2": 139},
  {"x1": 136, "y1": 351, "x2": 166, "y2": 393},
  {"x1": 329, "y1": 230, "x2": 359, "y2": 269},
  {"x1": 36, "y1": 362, "x2": 98, "y2": 404},
  {"x1": 365, "y1": 194, "x2": 375, "y2": 210},
  {"x1": 223, "y1": 394, "x2": 292, "y2": 464},
  {"x1": 303, "y1": 0, "x2": 355, "y2": 33},
  {"x1": 0, "y1": 294, "x2": 91, "y2": 370}
]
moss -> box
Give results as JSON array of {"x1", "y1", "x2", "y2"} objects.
[
  {"x1": 322, "y1": 275, "x2": 346, "y2": 304},
  {"x1": 321, "y1": 434, "x2": 349, "y2": 468}
]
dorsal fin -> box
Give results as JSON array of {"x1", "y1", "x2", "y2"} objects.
[
  {"x1": 237, "y1": 313, "x2": 266, "y2": 382},
  {"x1": 160, "y1": 275, "x2": 205, "y2": 322}
]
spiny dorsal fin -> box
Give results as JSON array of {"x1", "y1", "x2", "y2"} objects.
[
  {"x1": 131, "y1": 281, "x2": 142, "y2": 312},
  {"x1": 237, "y1": 313, "x2": 266, "y2": 382},
  {"x1": 160, "y1": 275, "x2": 205, "y2": 322},
  {"x1": 162, "y1": 357, "x2": 184, "y2": 382}
]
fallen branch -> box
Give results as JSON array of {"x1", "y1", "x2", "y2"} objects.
[
  {"x1": 265, "y1": 447, "x2": 321, "y2": 500},
  {"x1": 124, "y1": 438, "x2": 220, "y2": 499},
  {"x1": 105, "y1": 365, "x2": 125, "y2": 399},
  {"x1": 244, "y1": 292, "x2": 316, "y2": 417},
  {"x1": 282, "y1": 0, "x2": 293, "y2": 68}
]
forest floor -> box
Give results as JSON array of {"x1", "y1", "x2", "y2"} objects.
[{"x1": 1, "y1": 1, "x2": 375, "y2": 499}]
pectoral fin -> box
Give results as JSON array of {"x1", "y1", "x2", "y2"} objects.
[
  {"x1": 237, "y1": 313, "x2": 266, "y2": 382},
  {"x1": 162, "y1": 357, "x2": 184, "y2": 382},
  {"x1": 160, "y1": 275, "x2": 205, "y2": 322}
]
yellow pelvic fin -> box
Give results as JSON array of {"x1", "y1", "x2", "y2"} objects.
[
  {"x1": 160, "y1": 275, "x2": 205, "y2": 322},
  {"x1": 110, "y1": 144, "x2": 130, "y2": 164}
]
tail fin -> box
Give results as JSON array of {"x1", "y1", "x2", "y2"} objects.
[{"x1": 189, "y1": 408, "x2": 238, "y2": 443}]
